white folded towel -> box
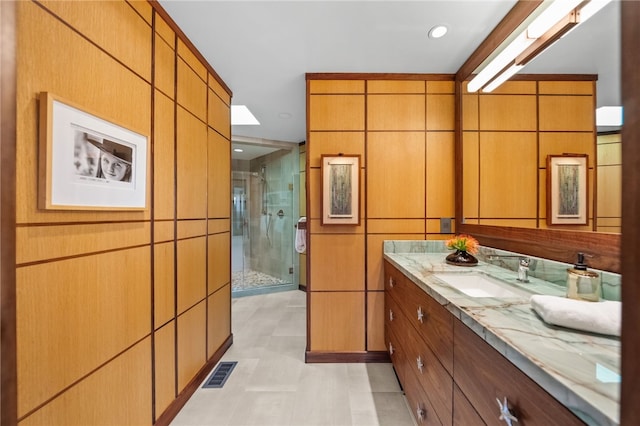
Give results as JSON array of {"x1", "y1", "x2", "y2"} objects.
[
  {"x1": 530, "y1": 294, "x2": 621, "y2": 337},
  {"x1": 295, "y1": 217, "x2": 306, "y2": 253}
]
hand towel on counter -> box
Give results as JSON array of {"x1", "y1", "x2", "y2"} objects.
[
  {"x1": 295, "y1": 217, "x2": 306, "y2": 254},
  {"x1": 530, "y1": 294, "x2": 621, "y2": 337}
]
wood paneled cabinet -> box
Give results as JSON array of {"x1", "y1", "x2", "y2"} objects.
[{"x1": 384, "y1": 261, "x2": 585, "y2": 426}]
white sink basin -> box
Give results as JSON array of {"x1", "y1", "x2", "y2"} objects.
[{"x1": 433, "y1": 272, "x2": 530, "y2": 298}]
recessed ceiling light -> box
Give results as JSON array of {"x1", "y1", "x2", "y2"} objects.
[
  {"x1": 428, "y1": 25, "x2": 448, "y2": 39},
  {"x1": 231, "y1": 105, "x2": 260, "y2": 125},
  {"x1": 233, "y1": 148, "x2": 243, "y2": 153}
]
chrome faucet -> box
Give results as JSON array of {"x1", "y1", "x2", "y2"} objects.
[{"x1": 487, "y1": 255, "x2": 537, "y2": 283}]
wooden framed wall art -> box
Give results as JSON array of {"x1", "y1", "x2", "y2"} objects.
[
  {"x1": 39, "y1": 92, "x2": 148, "y2": 210},
  {"x1": 321, "y1": 154, "x2": 360, "y2": 225},
  {"x1": 546, "y1": 154, "x2": 588, "y2": 225}
]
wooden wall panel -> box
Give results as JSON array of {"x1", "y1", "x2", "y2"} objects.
[
  {"x1": 207, "y1": 285, "x2": 231, "y2": 357},
  {"x1": 208, "y1": 129, "x2": 231, "y2": 218},
  {"x1": 177, "y1": 302, "x2": 207, "y2": 391},
  {"x1": 310, "y1": 234, "x2": 364, "y2": 291},
  {"x1": 208, "y1": 89, "x2": 231, "y2": 139},
  {"x1": 308, "y1": 80, "x2": 365, "y2": 94},
  {"x1": 538, "y1": 132, "x2": 596, "y2": 167},
  {"x1": 177, "y1": 106, "x2": 208, "y2": 219},
  {"x1": 307, "y1": 132, "x2": 365, "y2": 168},
  {"x1": 462, "y1": 94, "x2": 479, "y2": 131},
  {"x1": 426, "y1": 94, "x2": 455, "y2": 130},
  {"x1": 367, "y1": 132, "x2": 425, "y2": 218},
  {"x1": 208, "y1": 232, "x2": 230, "y2": 294},
  {"x1": 176, "y1": 237, "x2": 206, "y2": 314},
  {"x1": 177, "y1": 58, "x2": 207, "y2": 121},
  {"x1": 209, "y1": 74, "x2": 231, "y2": 105},
  {"x1": 486, "y1": 80, "x2": 536, "y2": 95},
  {"x1": 462, "y1": 132, "x2": 480, "y2": 222},
  {"x1": 154, "y1": 322, "x2": 176, "y2": 419},
  {"x1": 208, "y1": 218, "x2": 230, "y2": 234},
  {"x1": 308, "y1": 95, "x2": 365, "y2": 130},
  {"x1": 155, "y1": 242, "x2": 175, "y2": 328},
  {"x1": 367, "y1": 80, "x2": 424, "y2": 93},
  {"x1": 539, "y1": 96, "x2": 594, "y2": 131},
  {"x1": 16, "y1": 1, "x2": 151, "y2": 224},
  {"x1": 177, "y1": 219, "x2": 207, "y2": 240},
  {"x1": 154, "y1": 10, "x2": 175, "y2": 47},
  {"x1": 366, "y1": 219, "x2": 425, "y2": 234},
  {"x1": 16, "y1": 222, "x2": 150, "y2": 264},
  {"x1": 367, "y1": 291, "x2": 386, "y2": 351},
  {"x1": 427, "y1": 81, "x2": 455, "y2": 93},
  {"x1": 155, "y1": 34, "x2": 175, "y2": 99},
  {"x1": 177, "y1": 39, "x2": 207, "y2": 81},
  {"x1": 16, "y1": 247, "x2": 151, "y2": 417},
  {"x1": 479, "y1": 95, "x2": 537, "y2": 131},
  {"x1": 38, "y1": 0, "x2": 152, "y2": 81},
  {"x1": 539, "y1": 81, "x2": 593, "y2": 95},
  {"x1": 309, "y1": 292, "x2": 364, "y2": 352},
  {"x1": 154, "y1": 90, "x2": 175, "y2": 219},
  {"x1": 19, "y1": 339, "x2": 152, "y2": 426},
  {"x1": 367, "y1": 94, "x2": 425, "y2": 131},
  {"x1": 155, "y1": 220, "x2": 175, "y2": 243},
  {"x1": 127, "y1": 0, "x2": 152, "y2": 24},
  {"x1": 426, "y1": 132, "x2": 455, "y2": 218},
  {"x1": 479, "y1": 132, "x2": 537, "y2": 218},
  {"x1": 598, "y1": 165, "x2": 622, "y2": 217}
]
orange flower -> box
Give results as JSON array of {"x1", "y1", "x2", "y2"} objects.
[{"x1": 445, "y1": 234, "x2": 479, "y2": 255}]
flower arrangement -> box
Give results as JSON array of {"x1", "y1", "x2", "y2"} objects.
[{"x1": 445, "y1": 234, "x2": 479, "y2": 255}]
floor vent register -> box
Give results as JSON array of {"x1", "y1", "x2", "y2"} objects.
[{"x1": 202, "y1": 361, "x2": 237, "y2": 389}]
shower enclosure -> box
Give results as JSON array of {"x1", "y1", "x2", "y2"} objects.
[{"x1": 231, "y1": 146, "x2": 299, "y2": 296}]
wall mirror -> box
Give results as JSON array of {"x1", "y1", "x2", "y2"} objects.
[{"x1": 455, "y1": 1, "x2": 621, "y2": 272}]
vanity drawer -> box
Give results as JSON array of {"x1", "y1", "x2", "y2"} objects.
[
  {"x1": 453, "y1": 384, "x2": 485, "y2": 426},
  {"x1": 387, "y1": 293, "x2": 453, "y2": 425},
  {"x1": 388, "y1": 327, "x2": 444, "y2": 426},
  {"x1": 385, "y1": 262, "x2": 453, "y2": 374},
  {"x1": 453, "y1": 319, "x2": 585, "y2": 426}
]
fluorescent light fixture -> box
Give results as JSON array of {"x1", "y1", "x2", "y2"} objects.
[
  {"x1": 596, "y1": 106, "x2": 623, "y2": 126},
  {"x1": 527, "y1": 0, "x2": 583, "y2": 38},
  {"x1": 482, "y1": 64, "x2": 524, "y2": 93},
  {"x1": 577, "y1": 0, "x2": 613, "y2": 23},
  {"x1": 468, "y1": 0, "x2": 611, "y2": 94},
  {"x1": 467, "y1": 33, "x2": 534, "y2": 92},
  {"x1": 231, "y1": 105, "x2": 260, "y2": 125},
  {"x1": 233, "y1": 148, "x2": 244, "y2": 153},
  {"x1": 428, "y1": 25, "x2": 448, "y2": 39}
]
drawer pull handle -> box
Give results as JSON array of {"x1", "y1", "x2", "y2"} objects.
[
  {"x1": 389, "y1": 309, "x2": 394, "y2": 322},
  {"x1": 389, "y1": 342, "x2": 394, "y2": 355},
  {"x1": 496, "y1": 397, "x2": 518, "y2": 426},
  {"x1": 417, "y1": 306, "x2": 424, "y2": 323},
  {"x1": 416, "y1": 356, "x2": 424, "y2": 373},
  {"x1": 389, "y1": 277, "x2": 395, "y2": 288},
  {"x1": 416, "y1": 405, "x2": 425, "y2": 421}
]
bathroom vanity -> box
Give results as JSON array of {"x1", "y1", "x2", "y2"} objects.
[{"x1": 383, "y1": 241, "x2": 620, "y2": 426}]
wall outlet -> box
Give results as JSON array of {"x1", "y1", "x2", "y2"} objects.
[{"x1": 440, "y1": 218, "x2": 452, "y2": 234}]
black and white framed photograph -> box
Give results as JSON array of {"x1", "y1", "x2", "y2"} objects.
[
  {"x1": 39, "y1": 92, "x2": 148, "y2": 210},
  {"x1": 321, "y1": 154, "x2": 360, "y2": 225},
  {"x1": 546, "y1": 154, "x2": 588, "y2": 225}
]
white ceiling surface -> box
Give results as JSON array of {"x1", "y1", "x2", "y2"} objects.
[{"x1": 159, "y1": 0, "x2": 620, "y2": 150}]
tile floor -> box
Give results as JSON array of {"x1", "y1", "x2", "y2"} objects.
[{"x1": 170, "y1": 290, "x2": 417, "y2": 426}]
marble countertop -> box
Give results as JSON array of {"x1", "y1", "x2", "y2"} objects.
[{"x1": 383, "y1": 243, "x2": 620, "y2": 426}]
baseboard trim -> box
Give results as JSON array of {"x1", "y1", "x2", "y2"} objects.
[
  {"x1": 298, "y1": 284, "x2": 307, "y2": 292},
  {"x1": 305, "y1": 350, "x2": 390, "y2": 363},
  {"x1": 154, "y1": 334, "x2": 233, "y2": 425}
]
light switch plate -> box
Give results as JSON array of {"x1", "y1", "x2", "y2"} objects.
[{"x1": 440, "y1": 218, "x2": 452, "y2": 234}]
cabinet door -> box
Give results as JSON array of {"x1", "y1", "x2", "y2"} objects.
[{"x1": 453, "y1": 320, "x2": 585, "y2": 426}]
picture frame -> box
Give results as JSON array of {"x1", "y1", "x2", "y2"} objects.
[
  {"x1": 321, "y1": 154, "x2": 360, "y2": 225},
  {"x1": 546, "y1": 154, "x2": 588, "y2": 226},
  {"x1": 39, "y1": 92, "x2": 148, "y2": 210}
]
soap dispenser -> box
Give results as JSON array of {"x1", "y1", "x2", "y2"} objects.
[{"x1": 566, "y1": 253, "x2": 601, "y2": 302}]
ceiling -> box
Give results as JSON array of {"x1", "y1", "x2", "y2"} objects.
[{"x1": 158, "y1": 0, "x2": 621, "y2": 158}]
